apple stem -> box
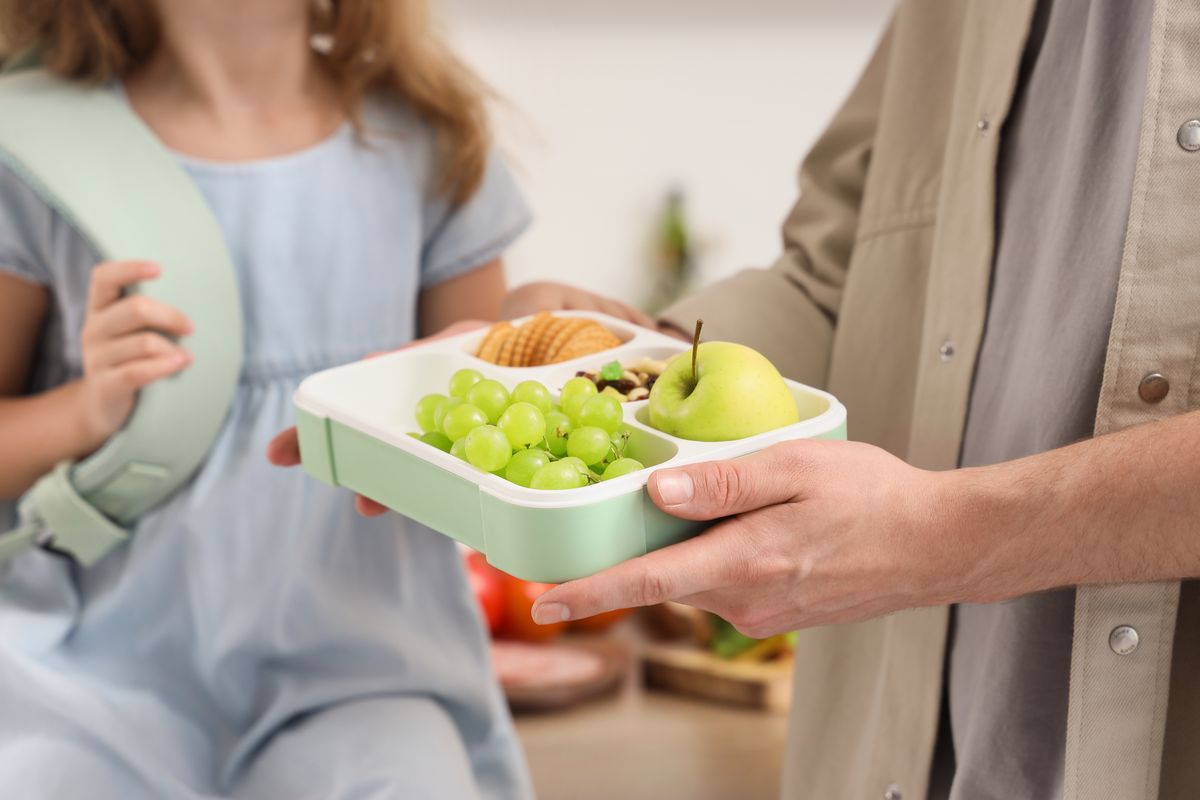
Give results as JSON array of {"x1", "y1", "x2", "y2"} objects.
[{"x1": 691, "y1": 318, "x2": 703, "y2": 386}]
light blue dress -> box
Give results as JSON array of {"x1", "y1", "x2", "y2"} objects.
[{"x1": 0, "y1": 92, "x2": 534, "y2": 799}]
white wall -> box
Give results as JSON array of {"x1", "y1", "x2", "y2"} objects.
[{"x1": 441, "y1": 0, "x2": 893, "y2": 307}]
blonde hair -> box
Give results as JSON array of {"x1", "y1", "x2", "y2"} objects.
[{"x1": 0, "y1": 0, "x2": 491, "y2": 204}]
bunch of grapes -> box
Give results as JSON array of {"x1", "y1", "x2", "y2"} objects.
[{"x1": 411, "y1": 369, "x2": 646, "y2": 490}]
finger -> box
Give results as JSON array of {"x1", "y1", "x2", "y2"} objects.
[
  {"x1": 85, "y1": 294, "x2": 193, "y2": 342},
  {"x1": 646, "y1": 443, "x2": 810, "y2": 521},
  {"x1": 266, "y1": 427, "x2": 301, "y2": 466},
  {"x1": 355, "y1": 495, "x2": 389, "y2": 516},
  {"x1": 86, "y1": 331, "x2": 184, "y2": 370},
  {"x1": 112, "y1": 351, "x2": 191, "y2": 391},
  {"x1": 606, "y1": 299, "x2": 654, "y2": 328},
  {"x1": 657, "y1": 322, "x2": 691, "y2": 342},
  {"x1": 87, "y1": 261, "x2": 160, "y2": 312},
  {"x1": 531, "y1": 518, "x2": 747, "y2": 624},
  {"x1": 437, "y1": 319, "x2": 491, "y2": 338}
]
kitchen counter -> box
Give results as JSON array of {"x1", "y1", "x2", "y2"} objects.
[{"x1": 514, "y1": 634, "x2": 790, "y2": 799}]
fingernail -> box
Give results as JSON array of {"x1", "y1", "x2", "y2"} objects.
[
  {"x1": 655, "y1": 470, "x2": 694, "y2": 507},
  {"x1": 532, "y1": 602, "x2": 570, "y2": 625}
]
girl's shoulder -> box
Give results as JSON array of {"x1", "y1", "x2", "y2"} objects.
[
  {"x1": 359, "y1": 93, "x2": 436, "y2": 153},
  {"x1": 353, "y1": 92, "x2": 446, "y2": 198},
  {"x1": 0, "y1": 161, "x2": 78, "y2": 289}
]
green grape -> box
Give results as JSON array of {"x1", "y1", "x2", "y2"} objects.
[
  {"x1": 560, "y1": 376, "x2": 598, "y2": 421},
  {"x1": 419, "y1": 431, "x2": 453, "y2": 452},
  {"x1": 442, "y1": 402, "x2": 488, "y2": 441},
  {"x1": 601, "y1": 457, "x2": 645, "y2": 480},
  {"x1": 434, "y1": 396, "x2": 464, "y2": 431},
  {"x1": 609, "y1": 430, "x2": 631, "y2": 460},
  {"x1": 465, "y1": 425, "x2": 512, "y2": 473},
  {"x1": 543, "y1": 411, "x2": 572, "y2": 457},
  {"x1": 561, "y1": 375, "x2": 597, "y2": 399},
  {"x1": 450, "y1": 438, "x2": 468, "y2": 460},
  {"x1": 530, "y1": 460, "x2": 589, "y2": 490},
  {"x1": 407, "y1": 432, "x2": 421, "y2": 439},
  {"x1": 498, "y1": 402, "x2": 546, "y2": 449},
  {"x1": 415, "y1": 393, "x2": 448, "y2": 433},
  {"x1": 558, "y1": 456, "x2": 588, "y2": 471},
  {"x1": 465, "y1": 379, "x2": 510, "y2": 423},
  {"x1": 448, "y1": 368, "x2": 484, "y2": 399},
  {"x1": 567, "y1": 426, "x2": 610, "y2": 465},
  {"x1": 511, "y1": 380, "x2": 553, "y2": 414},
  {"x1": 505, "y1": 448, "x2": 551, "y2": 487},
  {"x1": 577, "y1": 394, "x2": 623, "y2": 433}
]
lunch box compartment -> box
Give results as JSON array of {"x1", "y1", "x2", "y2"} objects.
[{"x1": 295, "y1": 311, "x2": 847, "y2": 582}]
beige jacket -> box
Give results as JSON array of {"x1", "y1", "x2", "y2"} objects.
[{"x1": 662, "y1": 1, "x2": 1200, "y2": 797}]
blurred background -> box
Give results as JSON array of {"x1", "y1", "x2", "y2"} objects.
[
  {"x1": 441, "y1": 2, "x2": 892, "y2": 798},
  {"x1": 444, "y1": 0, "x2": 892, "y2": 311}
]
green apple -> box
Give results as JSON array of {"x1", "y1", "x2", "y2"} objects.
[{"x1": 648, "y1": 332, "x2": 799, "y2": 441}]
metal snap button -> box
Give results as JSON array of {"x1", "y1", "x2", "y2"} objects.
[
  {"x1": 938, "y1": 341, "x2": 956, "y2": 362},
  {"x1": 1179, "y1": 120, "x2": 1200, "y2": 152},
  {"x1": 884, "y1": 784, "x2": 903, "y2": 800},
  {"x1": 1138, "y1": 373, "x2": 1169, "y2": 404},
  {"x1": 976, "y1": 118, "x2": 990, "y2": 135},
  {"x1": 1110, "y1": 625, "x2": 1139, "y2": 656}
]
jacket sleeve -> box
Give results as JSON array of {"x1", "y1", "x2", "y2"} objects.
[{"x1": 659, "y1": 20, "x2": 893, "y2": 388}]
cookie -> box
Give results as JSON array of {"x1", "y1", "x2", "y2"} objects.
[
  {"x1": 530, "y1": 316, "x2": 572, "y2": 366},
  {"x1": 552, "y1": 326, "x2": 622, "y2": 363},
  {"x1": 514, "y1": 312, "x2": 553, "y2": 367},
  {"x1": 498, "y1": 324, "x2": 522, "y2": 366},
  {"x1": 543, "y1": 318, "x2": 595, "y2": 364},
  {"x1": 475, "y1": 322, "x2": 512, "y2": 364}
]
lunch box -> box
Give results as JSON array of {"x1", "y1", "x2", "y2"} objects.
[{"x1": 293, "y1": 312, "x2": 847, "y2": 583}]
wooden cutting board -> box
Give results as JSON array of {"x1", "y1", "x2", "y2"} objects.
[
  {"x1": 493, "y1": 639, "x2": 631, "y2": 713},
  {"x1": 641, "y1": 642, "x2": 793, "y2": 712}
]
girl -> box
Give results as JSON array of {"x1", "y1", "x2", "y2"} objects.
[{"x1": 0, "y1": 1, "x2": 643, "y2": 796}]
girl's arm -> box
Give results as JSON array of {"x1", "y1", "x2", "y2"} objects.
[
  {"x1": 501, "y1": 281, "x2": 654, "y2": 327},
  {"x1": 0, "y1": 263, "x2": 192, "y2": 500},
  {"x1": 417, "y1": 259, "x2": 506, "y2": 337}
]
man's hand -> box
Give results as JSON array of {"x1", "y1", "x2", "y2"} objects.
[
  {"x1": 501, "y1": 281, "x2": 654, "y2": 328},
  {"x1": 266, "y1": 319, "x2": 488, "y2": 516},
  {"x1": 532, "y1": 411, "x2": 1200, "y2": 636},
  {"x1": 532, "y1": 439, "x2": 966, "y2": 636}
]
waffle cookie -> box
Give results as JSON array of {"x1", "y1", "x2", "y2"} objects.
[{"x1": 474, "y1": 313, "x2": 623, "y2": 367}]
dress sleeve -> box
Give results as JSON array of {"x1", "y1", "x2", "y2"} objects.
[
  {"x1": 420, "y1": 150, "x2": 533, "y2": 288},
  {"x1": 0, "y1": 162, "x2": 57, "y2": 287}
]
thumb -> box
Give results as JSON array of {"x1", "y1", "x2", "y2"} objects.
[
  {"x1": 647, "y1": 442, "x2": 810, "y2": 521},
  {"x1": 266, "y1": 427, "x2": 301, "y2": 467}
]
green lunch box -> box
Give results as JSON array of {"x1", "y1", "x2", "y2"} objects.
[{"x1": 293, "y1": 312, "x2": 847, "y2": 583}]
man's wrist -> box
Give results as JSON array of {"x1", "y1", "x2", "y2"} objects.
[{"x1": 931, "y1": 458, "x2": 1065, "y2": 605}]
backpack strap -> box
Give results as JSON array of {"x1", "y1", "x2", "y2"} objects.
[{"x1": 0, "y1": 69, "x2": 243, "y2": 567}]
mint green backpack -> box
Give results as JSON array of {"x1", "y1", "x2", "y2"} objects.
[{"x1": 0, "y1": 68, "x2": 243, "y2": 567}]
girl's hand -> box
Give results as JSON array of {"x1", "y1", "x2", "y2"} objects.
[
  {"x1": 501, "y1": 281, "x2": 654, "y2": 328},
  {"x1": 266, "y1": 319, "x2": 489, "y2": 516},
  {"x1": 77, "y1": 261, "x2": 193, "y2": 449}
]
